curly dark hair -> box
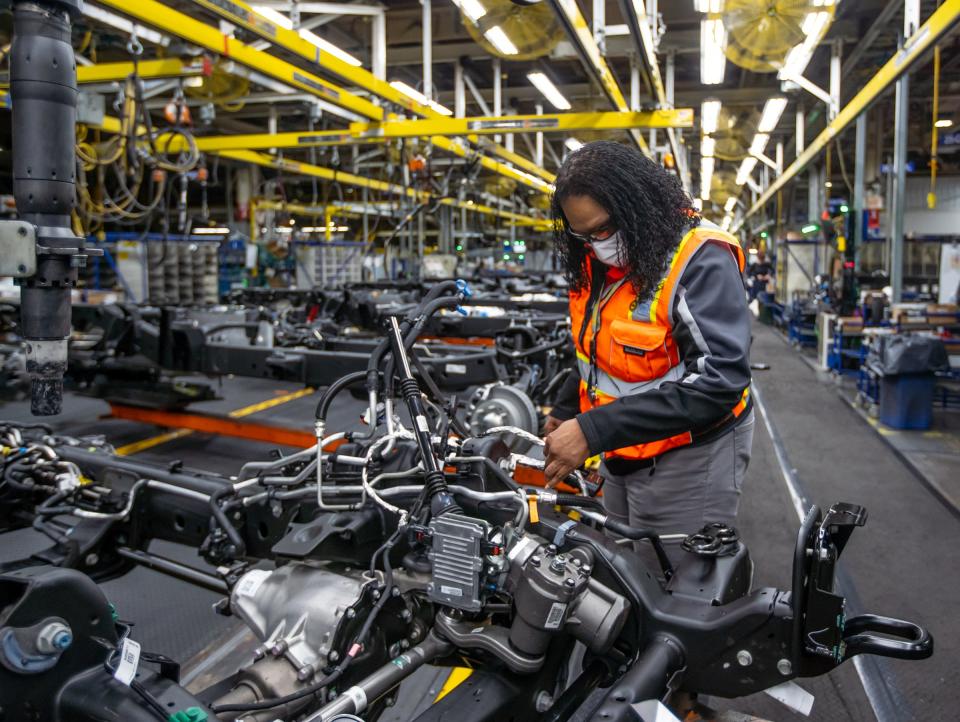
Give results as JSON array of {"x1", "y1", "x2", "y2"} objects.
[{"x1": 551, "y1": 140, "x2": 700, "y2": 300}]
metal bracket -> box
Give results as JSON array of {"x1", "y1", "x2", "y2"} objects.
[{"x1": 0, "y1": 221, "x2": 37, "y2": 277}]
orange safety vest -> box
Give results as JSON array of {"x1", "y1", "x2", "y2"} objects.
[{"x1": 569, "y1": 224, "x2": 749, "y2": 462}]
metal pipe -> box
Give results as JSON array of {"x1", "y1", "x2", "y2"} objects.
[
  {"x1": 116, "y1": 548, "x2": 228, "y2": 592},
  {"x1": 853, "y1": 112, "x2": 867, "y2": 271},
  {"x1": 891, "y1": 71, "x2": 908, "y2": 303}
]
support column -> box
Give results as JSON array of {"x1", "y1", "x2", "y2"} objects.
[
  {"x1": 454, "y1": 61, "x2": 465, "y2": 118},
  {"x1": 796, "y1": 103, "x2": 805, "y2": 158},
  {"x1": 853, "y1": 112, "x2": 867, "y2": 271},
  {"x1": 371, "y1": 11, "x2": 386, "y2": 80},
  {"x1": 891, "y1": 72, "x2": 908, "y2": 302},
  {"x1": 535, "y1": 103, "x2": 544, "y2": 167},
  {"x1": 422, "y1": 0, "x2": 432, "y2": 100}
]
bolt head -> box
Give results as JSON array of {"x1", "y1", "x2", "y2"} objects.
[
  {"x1": 563, "y1": 577, "x2": 576, "y2": 588},
  {"x1": 736, "y1": 650, "x2": 753, "y2": 667},
  {"x1": 52, "y1": 630, "x2": 72, "y2": 650},
  {"x1": 777, "y1": 658, "x2": 793, "y2": 676}
]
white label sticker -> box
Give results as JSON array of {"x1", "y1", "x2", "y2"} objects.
[
  {"x1": 415, "y1": 415, "x2": 430, "y2": 433},
  {"x1": 343, "y1": 684, "x2": 368, "y2": 713},
  {"x1": 444, "y1": 363, "x2": 467, "y2": 375},
  {"x1": 440, "y1": 585, "x2": 463, "y2": 597},
  {"x1": 764, "y1": 681, "x2": 815, "y2": 716},
  {"x1": 544, "y1": 602, "x2": 567, "y2": 630},
  {"x1": 114, "y1": 638, "x2": 141, "y2": 686},
  {"x1": 236, "y1": 569, "x2": 271, "y2": 598}
]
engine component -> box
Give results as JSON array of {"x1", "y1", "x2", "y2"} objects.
[
  {"x1": 468, "y1": 383, "x2": 539, "y2": 439},
  {"x1": 426, "y1": 513, "x2": 492, "y2": 611},
  {"x1": 231, "y1": 564, "x2": 375, "y2": 673},
  {"x1": 509, "y1": 544, "x2": 629, "y2": 657},
  {"x1": 434, "y1": 611, "x2": 544, "y2": 674}
]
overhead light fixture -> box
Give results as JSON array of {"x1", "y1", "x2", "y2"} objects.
[
  {"x1": 302, "y1": 226, "x2": 350, "y2": 233},
  {"x1": 451, "y1": 0, "x2": 487, "y2": 23},
  {"x1": 564, "y1": 138, "x2": 584, "y2": 152},
  {"x1": 701, "y1": 99, "x2": 722, "y2": 134},
  {"x1": 83, "y1": 4, "x2": 170, "y2": 46},
  {"x1": 758, "y1": 96, "x2": 788, "y2": 133},
  {"x1": 801, "y1": 11, "x2": 831, "y2": 38},
  {"x1": 298, "y1": 28, "x2": 362, "y2": 67},
  {"x1": 700, "y1": 17, "x2": 727, "y2": 85},
  {"x1": 604, "y1": 24, "x2": 630, "y2": 36},
  {"x1": 527, "y1": 72, "x2": 571, "y2": 111},
  {"x1": 390, "y1": 80, "x2": 430, "y2": 106},
  {"x1": 252, "y1": 5, "x2": 293, "y2": 29},
  {"x1": 721, "y1": 215, "x2": 732, "y2": 231},
  {"x1": 749, "y1": 133, "x2": 770, "y2": 157},
  {"x1": 701, "y1": 135, "x2": 716, "y2": 158},
  {"x1": 724, "y1": 197, "x2": 738, "y2": 213},
  {"x1": 694, "y1": 0, "x2": 724, "y2": 12},
  {"x1": 935, "y1": 118, "x2": 954, "y2": 128},
  {"x1": 428, "y1": 100, "x2": 454, "y2": 116},
  {"x1": 700, "y1": 156, "x2": 715, "y2": 202},
  {"x1": 736, "y1": 156, "x2": 758, "y2": 186},
  {"x1": 485, "y1": 25, "x2": 519, "y2": 56},
  {"x1": 824, "y1": 180, "x2": 833, "y2": 188},
  {"x1": 192, "y1": 227, "x2": 229, "y2": 234},
  {"x1": 801, "y1": 223, "x2": 819, "y2": 234},
  {"x1": 779, "y1": 11, "x2": 831, "y2": 79}
]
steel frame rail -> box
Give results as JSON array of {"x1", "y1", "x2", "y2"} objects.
[
  {"x1": 738, "y1": 0, "x2": 960, "y2": 229},
  {"x1": 76, "y1": 58, "x2": 207, "y2": 84}
]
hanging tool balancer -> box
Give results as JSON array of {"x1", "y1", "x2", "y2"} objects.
[{"x1": 1, "y1": 0, "x2": 100, "y2": 415}]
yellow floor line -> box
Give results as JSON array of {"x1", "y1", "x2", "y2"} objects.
[
  {"x1": 434, "y1": 667, "x2": 473, "y2": 702},
  {"x1": 115, "y1": 386, "x2": 316, "y2": 456}
]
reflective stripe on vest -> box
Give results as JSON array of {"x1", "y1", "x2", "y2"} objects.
[{"x1": 570, "y1": 222, "x2": 747, "y2": 462}]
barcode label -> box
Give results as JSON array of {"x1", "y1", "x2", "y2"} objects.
[
  {"x1": 445, "y1": 363, "x2": 467, "y2": 375},
  {"x1": 236, "y1": 569, "x2": 271, "y2": 598},
  {"x1": 544, "y1": 602, "x2": 567, "y2": 630},
  {"x1": 440, "y1": 585, "x2": 463, "y2": 597},
  {"x1": 114, "y1": 638, "x2": 141, "y2": 686}
]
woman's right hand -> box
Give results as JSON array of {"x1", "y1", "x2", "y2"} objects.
[{"x1": 542, "y1": 415, "x2": 563, "y2": 435}]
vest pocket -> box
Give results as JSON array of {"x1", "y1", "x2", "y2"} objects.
[{"x1": 607, "y1": 319, "x2": 673, "y2": 381}]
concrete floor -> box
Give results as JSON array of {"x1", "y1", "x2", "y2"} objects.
[{"x1": 0, "y1": 319, "x2": 955, "y2": 720}]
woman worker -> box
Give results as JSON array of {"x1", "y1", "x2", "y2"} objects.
[{"x1": 543, "y1": 141, "x2": 754, "y2": 546}]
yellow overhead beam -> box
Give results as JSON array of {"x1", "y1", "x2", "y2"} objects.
[
  {"x1": 185, "y1": 0, "x2": 556, "y2": 185},
  {"x1": 549, "y1": 0, "x2": 650, "y2": 156},
  {"x1": 76, "y1": 58, "x2": 206, "y2": 84},
  {"x1": 349, "y1": 110, "x2": 693, "y2": 140},
  {"x1": 93, "y1": 0, "x2": 383, "y2": 120},
  {"x1": 219, "y1": 150, "x2": 550, "y2": 228},
  {"x1": 739, "y1": 0, "x2": 960, "y2": 228},
  {"x1": 179, "y1": 110, "x2": 689, "y2": 150}
]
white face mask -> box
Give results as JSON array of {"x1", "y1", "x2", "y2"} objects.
[{"x1": 588, "y1": 231, "x2": 626, "y2": 268}]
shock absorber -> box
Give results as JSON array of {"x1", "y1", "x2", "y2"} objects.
[
  {"x1": 387, "y1": 315, "x2": 460, "y2": 517},
  {"x1": 6, "y1": 0, "x2": 99, "y2": 415}
]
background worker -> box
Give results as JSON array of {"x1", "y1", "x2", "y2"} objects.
[{"x1": 542, "y1": 141, "x2": 754, "y2": 550}]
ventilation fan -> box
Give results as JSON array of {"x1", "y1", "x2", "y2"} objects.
[
  {"x1": 713, "y1": 107, "x2": 759, "y2": 162},
  {"x1": 460, "y1": 0, "x2": 564, "y2": 61},
  {"x1": 722, "y1": 0, "x2": 838, "y2": 73}
]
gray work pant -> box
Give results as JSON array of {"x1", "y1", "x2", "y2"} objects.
[{"x1": 601, "y1": 410, "x2": 754, "y2": 565}]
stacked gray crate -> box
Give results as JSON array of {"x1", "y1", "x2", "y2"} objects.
[
  {"x1": 316, "y1": 242, "x2": 363, "y2": 287},
  {"x1": 144, "y1": 241, "x2": 219, "y2": 305}
]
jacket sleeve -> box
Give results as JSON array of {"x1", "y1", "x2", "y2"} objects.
[
  {"x1": 576, "y1": 242, "x2": 751, "y2": 456},
  {"x1": 547, "y1": 367, "x2": 581, "y2": 421}
]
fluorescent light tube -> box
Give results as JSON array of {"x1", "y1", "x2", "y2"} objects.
[
  {"x1": 757, "y1": 97, "x2": 788, "y2": 133},
  {"x1": 527, "y1": 72, "x2": 571, "y2": 111},
  {"x1": 935, "y1": 119, "x2": 953, "y2": 128},
  {"x1": 298, "y1": 28, "x2": 362, "y2": 66},
  {"x1": 453, "y1": 0, "x2": 487, "y2": 23},
  {"x1": 390, "y1": 80, "x2": 430, "y2": 106},
  {"x1": 700, "y1": 156, "x2": 715, "y2": 201},
  {"x1": 721, "y1": 215, "x2": 732, "y2": 231},
  {"x1": 701, "y1": 99, "x2": 722, "y2": 134},
  {"x1": 749, "y1": 133, "x2": 770, "y2": 157},
  {"x1": 700, "y1": 18, "x2": 727, "y2": 85},
  {"x1": 564, "y1": 138, "x2": 584, "y2": 152},
  {"x1": 252, "y1": 5, "x2": 293, "y2": 29},
  {"x1": 736, "y1": 156, "x2": 758, "y2": 185},
  {"x1": 192, "y1": 227, "x2": 229, "y2": 234},
  {"x1": 724, "y1": 196, "x2": 738, "y2": 213},
  {"x1": 701, "y1": 135, "x2": 716, "y2": 158},
  {"x1": 485, "y1": 25, "x2": 519, "y2": 56},
  {"x1": 428, "y1": 100, "x2": 453, "y2": 116}
]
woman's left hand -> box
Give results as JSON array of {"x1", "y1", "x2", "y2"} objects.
[{"x1": 544, "y1": 418, "x2": 590, "y2": 487}]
